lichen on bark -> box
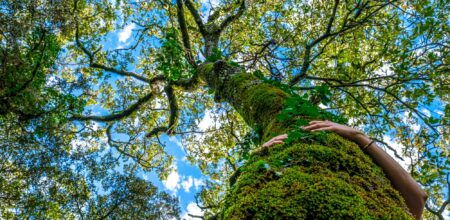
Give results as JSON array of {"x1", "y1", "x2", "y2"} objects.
[{"x1": 197, "y1": 61, "x2": 413, "y2": 219}]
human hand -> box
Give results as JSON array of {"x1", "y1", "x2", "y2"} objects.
[
  {"x1": 301, "y1": 120, "x2": 371, "y2": 147},
  {"x1": 261, "y1": 134, "x2": 288, "y2": 148}
]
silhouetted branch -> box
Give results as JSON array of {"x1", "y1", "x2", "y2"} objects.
[
  {"x1": 372, "y1": 138, "x2": 405, "y2": 161},
  {"x1": 71, "y1": 92, "x2": 154, "y2": 122}
]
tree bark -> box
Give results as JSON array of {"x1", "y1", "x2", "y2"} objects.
[{"x1": 198, "y1": 61, "x2": 414, "y2": 219}]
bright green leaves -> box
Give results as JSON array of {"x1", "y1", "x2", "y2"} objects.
[
  {"x1": 277, "y1": 93, "x2": 346, "y2": 144},
  {"x1": 206, "y1": 48, "x2": 224, "y2": 62},
  {"x1": 310, "y1": 85, "x2": 332, "y2": 106},
  {"x1": 278, "y1": 92, "x2": 346, "y2": 124},
  {"x1": 156, "y1": 29, "x2": 194, "y2": 82}
]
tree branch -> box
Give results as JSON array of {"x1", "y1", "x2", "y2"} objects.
[
  {"x1": 106, "y1": 124, "x2": 153, "y2": 169},
  {"x1": 176, "y1": 0, "x2": 196, "y2": 67},
  {"x1": 372, "y1": 138, "x2": 405, "y2": 161},
  {"x1": 289, "y1": 0, "x2": 392, "y2": 86},
  {"x1": 71, "y1": 92, "x2": 154, "y2": 122},
  {"x1": 4, "y1": 30, "x2": 47, "y2": 98},
  {"x1": 218, "y1": 0, "x2": 246, "y2": 31},
  {"x1": 289, "y1": 0, "x2": 339, "y2": 86},
  {"x1": 90, "y1": 63, "x2": 165, "y2": 84},
  {"x1": 188, "y1": 213, "x2": 204, "y2": 219},
  {"x1": 165, "y1": 85, "x2": 179, "y2": 134},
  {"x1": 145, "y1": 85, "x2": 179, "y2": 137},
  {"x1": 184, "y1": 0, "x2": 207, "y2": 36},
  {"x1": 75, "y1": 21, "x2": 165, "y2": 84},
  {"x1": 318, "y1": 80, "x2": 438, "y2": 134}
]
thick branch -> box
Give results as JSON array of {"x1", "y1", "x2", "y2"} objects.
[
  {"x1": 184, "y1": 0, "x2": 207, "y2": 36},
  {"x1": 176, "y1": 0, "x2": 196, "y2": 67},
  {"x1": 75, "y1": 21, "x2": 94, "y2": 63},
  {"x1": 71, "y1": 92, "x2": 154, "y2": 122},
  {"x1": 106, "y1": 124, "x2": 152, "y2": 169},
  {"x1": 165, "y1": 85, "x2": 179, "y2": 134},
  {"x1": 145, "y1": 85, "x2": 179, "y2": 137},
  {"x1": 172, "y1": 76, "x2": 199, "y2": 90}
]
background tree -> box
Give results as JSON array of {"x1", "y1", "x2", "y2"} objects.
[
  {"x1": 0, "y1": 0, "x2": 180, "y2": 218},
  {"x1": 1, "y1": 0, "x2": 449, "y2": 219}
]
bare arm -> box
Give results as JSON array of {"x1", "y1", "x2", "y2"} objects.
[{"x1": 263, "y1": 120, "x2": 428, "y2": 220}]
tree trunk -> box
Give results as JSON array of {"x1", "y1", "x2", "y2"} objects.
[{"x1": 198, "y1": 61, "x2": 413, "y2": 219}]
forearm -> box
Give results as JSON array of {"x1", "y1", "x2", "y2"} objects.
[{"x1": 354, "y1": 135, "x2": 428, "y2": 220}]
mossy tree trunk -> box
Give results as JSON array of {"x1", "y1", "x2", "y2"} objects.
[{"x1": 198, "y1": 61, "x2": 413, "y2": 219}]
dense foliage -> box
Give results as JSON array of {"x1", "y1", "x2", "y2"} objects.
[{"x1": 1, "y1": 0, "x2": 449, "y2": 219}]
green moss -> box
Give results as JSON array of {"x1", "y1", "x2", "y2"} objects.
[
  {"x1": 198, "y1": 62, "x2": 214, "y2": 77},
  {"x1": 219, "y1": 133, "x2": 413, "y2": 220},
  {"x1": 223, "y1": 72, "x2": 289, "y2": 134}
]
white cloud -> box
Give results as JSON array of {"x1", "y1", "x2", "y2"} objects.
[
  {"x1": 45, "y1": 75, "x2": 58, "y2": 87},
  {"x1": 118, "y1": 23, "x2": 136, "y2": 42},
  {"x1": 198, "y1": 109, "x2": 224, "y2": 132},
  {"x1": 374, "y1": 63, "x2": 393, "y2": 76},
  {"x1": 162, "y1": 166, "x2": 181, "y2": 194},
  {"x1": 182, "y1": 202, "x2": 204, "y2": 220},
  {"x1": 181, "y1": 176, "x2": 193, "y2": 192},
  {"x1": 421, "y1": 108, "x2": 431, "y2": 117},
  {"x1": 402, "y1": 111, "x2": 420, "y2": 132},
  {"x1": 92, "y1": 121, "x2": 100, "y2": 131},
  {"x1": 443, "y1": 209, "x2": 449, "y2": 219},
  {"x1": 70, "y1": 139, "x2": 89, "y2": 152},
  {"x1": 133, "y1": 117, "x2": 140, "y2": 127},
  {"x1": 198, "y1": 110, "x2": 214, "y2": 131},
  {"x1": 193, "y1": 178, "x2": 205, "y2": 190}
]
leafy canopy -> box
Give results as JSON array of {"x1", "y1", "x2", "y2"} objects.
[{"x1": 0, "y1": 0, "x2": 449, "y2": 218}]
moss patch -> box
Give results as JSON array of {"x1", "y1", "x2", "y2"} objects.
[
  {"x1": 223, "y1": 72, "x2": 289, "y2": 134},
  {"x1": 219, "y1": 133, "x2": 413, "y2": 219}
]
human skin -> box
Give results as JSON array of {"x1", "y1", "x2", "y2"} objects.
[{"x1": 262, "y1": 120, "x2": 428, "y2": 220}]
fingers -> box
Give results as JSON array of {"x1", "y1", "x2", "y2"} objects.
[
  {"x1": 262, "y1": 134, "x2": 288, "y2": 148},
  {"x1": 272, "y1": 134, "x2": 288, "y2": 140},
  {"x1": 302, "y1": 122, "x2": 329, "y2": 131},
  {"x1": 302, "y1": 120, "x2": 335, "y2": 132},
  {"x1": 308, "y1": 120, "x2": 328, "y2": 124},
  {"x1": 262, "y1": 140, "x2": 282, "y2": 148},
  {"x1": 308, "y1": 126, "x2": 333, "y2": 132}
]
